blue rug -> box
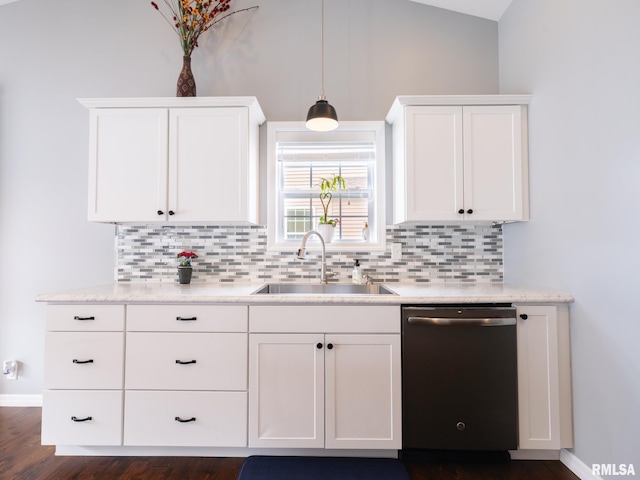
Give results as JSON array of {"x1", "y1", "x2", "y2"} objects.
[{"x1": 237, "y1": 456, "x2": 410, "y2": 480}]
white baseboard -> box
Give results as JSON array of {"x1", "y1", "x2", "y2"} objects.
[
  {"x1": 0, "y1": 394, "x2": 43, "y2": 407},
  {"x1": 561, "y1": 449, "x2": 603, "y2": 480},
  {"x1": 510, "y1": 449, "x2": 560, "y2": 460}
]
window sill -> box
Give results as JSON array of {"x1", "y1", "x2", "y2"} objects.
[{"x1": 267, "y1": 239, "x2": 387, "y2": 254}]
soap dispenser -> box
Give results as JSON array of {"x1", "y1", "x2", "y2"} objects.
[{"x1": 352, "y1": 259, "x2": 362, "y2": 284}]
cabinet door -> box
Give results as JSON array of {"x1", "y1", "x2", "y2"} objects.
[
  {"x1": 516, "y1": 305, "x2": 569, "y2": 449},
  {"x1": 169, "y1": 107, "x2": 252, "y2": 222},
  {"x1": 325, "y1": 334, "x2": 402, "y2": 449},
  {"x1": 248, "y1": 334, "x2": 324, "y2": 448},
  {"x1": 399, "y1": 106, "x2": 464, "y2": 222},
  {"x1": 462, "y1": 105, "x2": 527, "y2": 221},
  {"x1": 88, "y1": 108, "x2": 168, "y2": 222}
]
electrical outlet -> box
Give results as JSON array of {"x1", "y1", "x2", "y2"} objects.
[
  {"x1": 391, "y1": 242, "x2": 402, "y2": 260},
  {"x1": 2, "y1": 360, "x2": 18, "y2": 380}
]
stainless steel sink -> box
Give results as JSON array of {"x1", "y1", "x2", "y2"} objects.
[{"x1": 251, "y1": 283, "x2": 397, "y2": 295}]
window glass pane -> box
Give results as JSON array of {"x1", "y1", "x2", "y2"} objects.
[
  {"x1": 338, "y1": 216, "x2": 369, "y2": 241},
  {"x1": 276, "y1": 134, "x2": 379, "y2": 246},
  {"x1": 282, "y1": 165, "x2": 312, "y2": 190}
]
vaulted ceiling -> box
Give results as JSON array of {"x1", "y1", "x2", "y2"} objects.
[{"x1": 409, "y1": 0, "x2": 514, "y2": 21}]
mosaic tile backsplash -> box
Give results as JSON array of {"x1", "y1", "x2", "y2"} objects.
[{"x1": 116, "y1": 224, "x2": 503, "y2": 284}]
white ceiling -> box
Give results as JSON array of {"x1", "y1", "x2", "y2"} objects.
[{"x1": 409, "y1": 0, "x2": 513, "y2": 21}]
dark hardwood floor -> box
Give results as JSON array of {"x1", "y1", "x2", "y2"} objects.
[{"x1": 0, "y1": 407, "x2": 579, "y2": 480}]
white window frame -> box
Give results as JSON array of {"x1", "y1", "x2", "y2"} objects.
[{"x1": 267, "y1": 121, "x2": 386, "y2": 252}]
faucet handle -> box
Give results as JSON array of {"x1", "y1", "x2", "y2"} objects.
[
  {"x1": 361, "y1": 274, "x2": 373, "y2": 285},
  {"x1": 326, "y1": 271, "x2": 337, "y2": 279}
]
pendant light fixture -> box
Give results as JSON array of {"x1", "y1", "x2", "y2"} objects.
[{"x1": 306, "y1": 0, "x2": 339, "y2": 132}]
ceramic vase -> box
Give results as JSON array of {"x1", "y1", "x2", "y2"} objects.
[{"x1": 177, "y1": 55, "x2": 196, "y2": 97}]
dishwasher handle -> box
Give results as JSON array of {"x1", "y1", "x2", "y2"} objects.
[{"x1": 407, "y1": 316, "x2": 516, "y2": 327}]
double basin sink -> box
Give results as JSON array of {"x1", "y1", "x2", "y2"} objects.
[{"x1": 252, "y1": 283, "x2": 397, "y2": 296}]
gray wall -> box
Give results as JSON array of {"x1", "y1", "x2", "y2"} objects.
[
  {"x1": 0, "y1": 0, "x2": 497, "y2": 396},
  {"x1": 500, "y1": 0, "x2": 640, "y2": 475}
]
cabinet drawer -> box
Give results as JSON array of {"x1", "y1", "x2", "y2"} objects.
[
  {"x1": 125, "y1": 332, "x2": 247, "y2": 390},
  {"x1": 47, "y1": 305, "x2": 125, "y2": 331},
  {"x1": 124, "y1": 391, "x2": 247, "y2": 447},
  {"x1": 41, "y1": 390, "x2": 123, "y2": 446},
  {"x1": 127, "y1": 305, "x2": 247, "y2": 332},
  {"x1": 249, "y1": 305, "x2": 400, "y2": 333},
  {"x1": 44, "y1": 332, "x2": 124, "y2": 389}
]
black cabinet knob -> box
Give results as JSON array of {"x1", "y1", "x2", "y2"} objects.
[
  {"x1": 157, "y1": 210, "x2": 164, "y2": 216},
  {"x1": 458, "y1": 209, "x2": 465, "y2": 214},
  {"x1": 327, "y1": 343, "x2": 334, "y2": 350},
  {"x1": 169, "y1": 210, "x2": 175, "y2": 216},
  {"x1": 520, "y1": 314, "x2": 528, "y2": 320},
  {"x1": 467, "y1": 209, "x2": 473, "y2": 214},
  {"x1": 316, "y1": 343, "x2": 323, "y2": 349}
]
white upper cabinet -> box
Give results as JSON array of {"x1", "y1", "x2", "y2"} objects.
[
  {"x1": 80, "y1": 97, "x2": 265, "y2": 224},
  {"x1": 386, "y1": 95, "x2": 531, "y2": 223}
]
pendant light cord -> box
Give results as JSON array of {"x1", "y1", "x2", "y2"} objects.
[{"x1": 320, "y1": 0, "x2": 325, "y2": 99}]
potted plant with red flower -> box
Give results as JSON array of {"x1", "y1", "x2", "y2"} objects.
[{"x1": 177, "y1": 251, "x2": 198, "y2": 284}]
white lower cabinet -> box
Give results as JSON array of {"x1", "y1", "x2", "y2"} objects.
[
  {"x1": 248, "y1": 306, "x2": 402, "y2": 450},
  {"x1": 124, "y1": 391, "x2": 247, "y2": 447},
  {"x1": 124, "y1": 305, "x2": 249, "y2": 448},
  {"x1": 42, "y1": 303, "x2": 249, "y2": 450},
  {"x1": 42, "y1": 305, "x2": 126, "y2": 446},
  {"x1": 515, "y1": 304, "x2": 573, "y2": 450}
]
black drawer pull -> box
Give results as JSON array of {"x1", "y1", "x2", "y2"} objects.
[
  {"x1": 175, "y1": 417, "x2": 196, "y2": 423},
  {"x1": 71, "y1": 416, "x2": 92, "y2": 422},
  {"x1": 176, "y1": 316, "x2": 197, "y2": 321},
  {"x1": 175, "y1": 360, "x2": 197, "y2": 365},
  {"x1": 72, "y1": 359, "x2": 94, "y2": 364},
  {"x1": 73, "y1": 316, "x2": 95, "y2": 321}
]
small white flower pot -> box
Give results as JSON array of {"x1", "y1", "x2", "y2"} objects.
[{"x1": 317, "y1": 223, "x2": 335, "y2": 243}]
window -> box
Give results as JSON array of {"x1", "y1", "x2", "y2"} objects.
[{"x1": 267, "y1": 122, "x2": 386, "y2": 251}]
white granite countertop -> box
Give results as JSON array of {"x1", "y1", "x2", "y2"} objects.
[{"x1": 36, "y1": 282, "x2": 574, "y2": 305}]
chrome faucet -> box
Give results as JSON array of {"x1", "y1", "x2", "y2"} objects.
[{"x1": 296, "y1": 230, "x2": 334, "y2": 284}]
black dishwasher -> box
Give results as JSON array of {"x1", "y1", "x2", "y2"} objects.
[{"x1": 401, "y1": 305, "x2": 518, "y2": 455}]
